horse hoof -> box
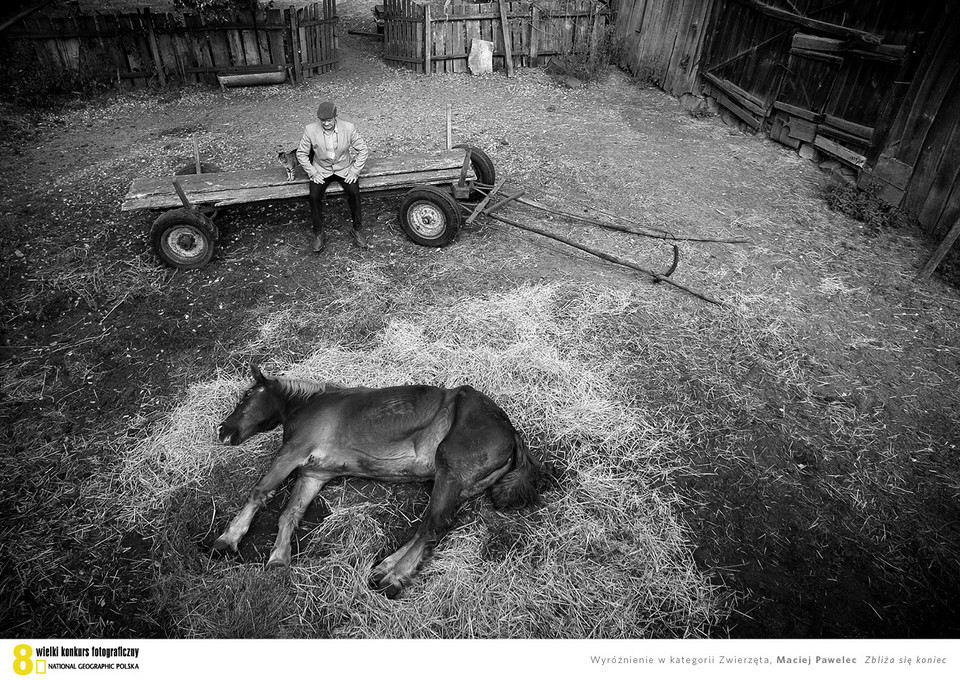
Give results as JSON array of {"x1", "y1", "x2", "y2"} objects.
[
  {"x1": 265, "y1": 558, "x2": 290, "y2": 570},
  {"x1": 370, "y1": 573, "x2": 403, "y2": 598},
  {"x1": 210, "y1": 537, "x2": 238, "y2": 553}
]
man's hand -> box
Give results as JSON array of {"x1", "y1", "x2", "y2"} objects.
[
  {"x1": 310, "y1": 173, "x2": 325, "y2": 184},
  {"x1": 343, "y1": 169, "x2": 359, "y2": 184}
]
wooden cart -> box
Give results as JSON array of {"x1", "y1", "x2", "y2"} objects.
[{"x1": 121, "y1": 145, "x2": 495, "y2": 269}]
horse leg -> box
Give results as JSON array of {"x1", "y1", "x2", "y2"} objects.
[
  {"x1": 369, "y1": 470, "x2": 465, "y2": 598},
  {"x1": 266, "y1": 471, "x2": 332, "y2": 568},
  {"x1": 211, "y1": 444, "x2": 310, "y2": 553},
  {"x1": 369, "y1": 456, "x2": 511, "y2": 597},
  {"x1": 369, "y1": 387, "x2": 517, "y2": 596}
]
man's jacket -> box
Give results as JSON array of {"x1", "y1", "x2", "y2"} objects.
[{"x1": 297, "y1": 119, "x2": 368, "y2": 180}]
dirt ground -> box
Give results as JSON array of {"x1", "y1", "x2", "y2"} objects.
[{"x1": 1, "y1": 0, "x2": 959, "y2": 639}]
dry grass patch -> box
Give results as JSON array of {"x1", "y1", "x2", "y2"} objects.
[{"x1": 108, "y1": 282, "x2": 728, "y2": 638}]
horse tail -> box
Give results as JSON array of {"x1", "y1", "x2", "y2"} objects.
[{"x1": 490, "y1": 433, "x2": 543, "y2": 510}]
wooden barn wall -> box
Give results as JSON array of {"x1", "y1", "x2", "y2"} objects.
[
  {"x1": 1, "y1": 1, "x2": 338, "y2": 87},
  {"x1": 612, "y1": 0, "x2": 954, "y2": 237},
  {"x1": 700, "y1": 0, "x2": 937, "y2": 131},
  {"x1": 613, "y1": 0, "x2": 715, "y2": 96},
  {"x1": 383, "y1": 0, "x2": 608, "y2": 74},
  {"x1": 862, "y1": 6, "x2": 960, "y2": 239}
]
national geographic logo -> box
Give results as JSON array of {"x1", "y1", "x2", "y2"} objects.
[{"x1": 13, "y1": 644, "x2": 141, "y2": 674}]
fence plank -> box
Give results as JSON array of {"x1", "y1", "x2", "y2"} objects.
[
  {"x1": 210, "y1": 21, "x2": 235, "y2": 66},
  {"x1": 498, "y1": 2, "x2": 514, "y2": 75},
  {"x1": 529, "y1": 4, "x2": 539, "y2": 65},
  {"x1": 424, "y1": 4, "x2": 432, "y2": 74},
  {"x1": 382, "y1": 1, "x2": 605, "y2": 74}
]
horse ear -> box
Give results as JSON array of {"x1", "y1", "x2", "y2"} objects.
[{"x1": 251, "y1": 363, "x2": 265, "y2": 382}]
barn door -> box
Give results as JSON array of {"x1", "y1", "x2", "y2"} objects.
[{"x1": 701, "y1": 0, "x2": 934, "y2": 168}]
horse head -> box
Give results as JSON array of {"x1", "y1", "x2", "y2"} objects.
[{"x1": 218, "y1": 364, "x2": 284, "y2": 445}]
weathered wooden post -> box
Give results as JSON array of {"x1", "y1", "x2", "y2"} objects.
[
  {"x1": 529, "y1": 5, "x2": 540, "y2": 66},
  {"x1": 143, "y1": 8, "x2": 168, "y2": 87},
  {"x1": 498, "y1": 1, "x2": 514, "y2": 76},
  {"x1": 289, "y1": 5, "x2": 302, "y2": 83},
  {"x1": 424, "y1": 3, "x2": 432, "y2": 74}
]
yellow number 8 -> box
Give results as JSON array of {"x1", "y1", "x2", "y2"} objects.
[{"x1": 13, "y1": 644, "x2": 33, "y2": 676}]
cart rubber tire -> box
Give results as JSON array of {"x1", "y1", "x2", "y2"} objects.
[
  {"x1": 453, "y1": 144, "x2": 496, "y2": 187},
  {"x1": 151, "y1": 207, "x2": 219, "y2": 269},
  {"x1": 398, "y1": 186, "x2": 463, "y2": 247}
]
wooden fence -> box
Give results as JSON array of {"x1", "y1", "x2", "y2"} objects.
[
  {"x1": 614, "y1": 0, "x2": 713, "y2": 95},
  {"x1": 1, "y1": 1, "x2": 339, "y2": 88},
  {"x1": 383, "y1": 0, "x2": 609, "y2": 74}
]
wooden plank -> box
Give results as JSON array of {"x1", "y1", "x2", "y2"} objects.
[
  {"x1": 498, "y1": 1, "x2": 515, "y2": 76},
  {"x1": 792, "y1": 32, "x2": 906, "y2": 61},
  {"x1": 812, "y1": 134, "x2": 866, "y2": 168},
  {"x1": 438, "y1": 7, "x2": 450, "y2": 73},
  {"x1": 142, "y1": 10, "x2": 167, "y2": 86},
  {"x1": 791, "y1": 47, "x2": 843, "y2": 64},
  {"x1": 430, "y1": 11, "x2": 535, "y2": 22},
  {"x1": 773, "y1": 100, "x2": 820, "y2": 122},
  {"x1": 328, "y1": 0, "x2": 338, "y2": 73},
  {"x1": 455, "y1": 4, "x2": 467, "y2": 73},
  {"x1": 873, "y1": 155, "x2": 914, "y2": 190},
  {"x1": 785, "y1": 117, "x2": 817, "y2": 143},
  {"x1": 818, "y1": 124, "x2": 870, "y2": 147},
  {"x1": 669, "y1": 0, "x2": 713, "y2": 95},
  {"x1": 916, "y1": 102, "x2": 960, "y2": 232},
  {"x1": 122, "y1": 149, "x2": 472, "y2": 211},
  {"x1": 424, "y1": 4, "x2": 431, "y2": 74},
  {"x1": 792, "y1": 33, "x2": 844, "y2": 53},
  {"x1": 152, "y1": 15, "x2": 181, "y2": 83},
  {"x1": 894, "y1": 27, "x2": 960, "y2": 169},
  {"x1": 713, "y1": 89, "x2": 760, "y2": 129},
  {"x1": 288, "y1": 7, "x2": 301, "y2": 82},
  {"x1": 466, "y1": 5, "x2": 481, "y2": 74},
  {"x1": 255, "y1": 11, "x2": 274, "y2": 64},
  {"x1": 729, "y1": 0, "x2": 883, "y2": 44},
  {"x1": 529, "y1": 4, "x2": 540, "y2": 66},
  {"x1": 822, "y1": 114, "x2": 873, "y2": 142},
  {"x1": 214, "y1": 169, "x2": 468, "y2": 206},
  {"x1": 208, "y1": 23, "x2": 234, "y2": 68},
  {"x1": 264, "y1": 8, "x2": 283, "y2": 63},
  {"x1": 917, "y1": 215, "x2": 960, "y2": 280},
  {"x1": 703, "y1": 72, "x2": 765, "y2": 114},
  {"x1": 904, "y1": 68, "x2": 960, "y2": 221},
  {"x1": 184, "y1": 13, "x2": 213, "y2": 83},
  {"x1": 117, "y1": 15, "x2": 144, "y2": 88},
  {"x1": 225, "y1": 24, "x2": 245, "y2": 65}
]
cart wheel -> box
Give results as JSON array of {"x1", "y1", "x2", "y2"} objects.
[
  {"x1": 453, "y1": 144, "x2": 496, "y2": 186},
  {"x1": 398, "y1": 186, "x2": 463, "y2": 247},
  {"x1": 151, "y1": 207, "x2": 219, "y2": 269}
]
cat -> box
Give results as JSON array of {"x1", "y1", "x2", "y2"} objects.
[
  {"x1": 276, "y1": 145, "x2": 315, "y2": 181},
  {"x1": 276, "y1": 145, "x2": 298, "y2": 181}
]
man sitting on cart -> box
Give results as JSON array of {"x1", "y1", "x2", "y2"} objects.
[{"x1": 297, "y1": 101, "x2": 369, "y2": 252}]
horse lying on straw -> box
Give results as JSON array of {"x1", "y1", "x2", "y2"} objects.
[{"x1": 213, "y1": 365, "x2": 543, "y2": 596}]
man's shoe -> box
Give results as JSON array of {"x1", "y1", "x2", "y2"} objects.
[
  {"x1": 312, "y1": 232, "x2": 325, "y2": 252},
  {"x1": 351, "y1": 228, "x2": 368, "y2": 249}
]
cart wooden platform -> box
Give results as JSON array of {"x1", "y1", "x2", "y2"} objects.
[{"x1": 121, "y1": 145, "x2": 495, "y2": 269}]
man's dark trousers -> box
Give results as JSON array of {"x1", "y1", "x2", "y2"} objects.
[{"x1": 309, "y1": 173, "x2": 361, "y2": 234}]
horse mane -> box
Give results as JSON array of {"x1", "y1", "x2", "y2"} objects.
[{"x1": 270, "y1": 376, "x2": 341, "y2": 401}]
